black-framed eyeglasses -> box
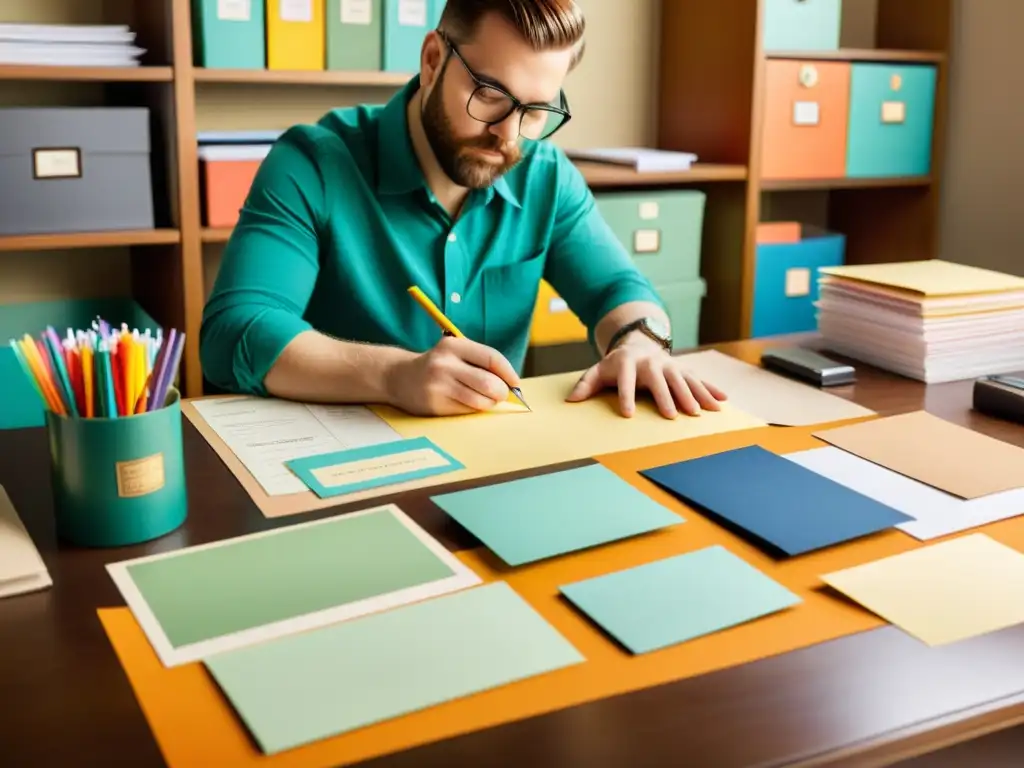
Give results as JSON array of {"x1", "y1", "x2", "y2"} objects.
[{"x1": 438, "y1": 31, "x2": 572, "y2": 141}]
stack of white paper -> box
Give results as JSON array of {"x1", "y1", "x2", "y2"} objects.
[
  {"x1": 815, "y1": 260, "x2": 1024, "y2": 383},
  {"x1": 564, "y1": 147, "x2": 698, "y2": 172},
  {"x1": 0, "y1": 484, "x2": 51, "y2": 599},
  {"x1": 0, "y1": 24, "x2": 145, "y2": 67}
]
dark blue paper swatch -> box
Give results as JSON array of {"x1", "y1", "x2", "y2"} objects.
[{"x1": 639, "y1": 445, "x2": 913, "y2": 556}]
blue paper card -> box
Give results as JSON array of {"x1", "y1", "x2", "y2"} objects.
[
  {"x1": 430, "y1": 464, "x2": 683, "y2": 566},
  {"x1": 560, "y1": 545, "x2": 802, "y2": 654},
  {"x1": 286, "y1": 437, "x2": 464, "y2": 498},
  {"x1": 639, "y1": 445, "x2": 913, "y2": 556}
]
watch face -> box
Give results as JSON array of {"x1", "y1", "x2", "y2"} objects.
[{"x1": 643, "y1": 317, "x2": 671, "y2": 342}]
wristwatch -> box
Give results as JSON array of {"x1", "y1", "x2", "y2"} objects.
[{"x1": 605, "y1": 317, "x2": 672, "y2": 355}]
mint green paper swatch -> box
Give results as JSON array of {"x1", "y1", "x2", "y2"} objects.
[
  {"x1": 430, "y1": 464, "x2": 683, "y2": 566},
  {"x1": 125, "y1": 508, "x2": 455, "y2": 648},
  {"x1": 559, "y1": 545, "x2": 802, "y2": 654},
  {"x1": 205, "y1": 582, "x2": 585, "y2": 755}
]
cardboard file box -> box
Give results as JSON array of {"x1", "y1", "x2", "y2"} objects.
[
  {"x1": 762, "y1": 0, "x2": 842, "y2": 52},
  {"x1": 192, "y1": 0, "x2": 266, "y2": 68},
  {"x1": 267, "y1": 0, "x2": 325, "y2": 70},
  {"x1": 594, "y1": 190, "x2": 706, "y2": 286},
  {"x1": 0, "y1": 107, "x2": 154, "y2": 236},
  {"x1": 846, "y1": 63, "x2": 937, "y2": 177},
  {"x1": 326, "y1": 0, "x2": 383, "y2": 70},
  {"x1": 199, "y1": 145, "x2": 272, "y2": 227},
  {"x1": 383, "y1": 0, "x2": 430, "y2": 72},
  {"x1": 0, "y1": 298, "x2": 160, "y2": 431},
  {"x1": 751, "y1": 224, "x2": 845, "y2": 338},
  {"x1": 761, "y1": 59, "x2": 850, "y2": 180},
  {"x1": 657, "y1": 277, "x2": 705, "y2": 352}
]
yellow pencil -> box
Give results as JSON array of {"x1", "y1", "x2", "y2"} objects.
[
  {"x1": 82, "y1": 345, "x2": 94, "y2": 418},
  {"x1": 407, "y1": 285, "x2": 531, "y2": 411}
]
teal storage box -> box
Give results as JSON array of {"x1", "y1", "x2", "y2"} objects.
[
  {"x1": 594, "y1": 190, "x2": 706, "y2": 286},
  {"x1": 846, "y1": 62, "x2": 937, "y2": 177},
  {"x1": 383, "y1": 0, "x2": 430, "y2": 72},
  {"x1": 327, "y1": 0, "x2": 383, "y2": 70},
  {"x1": 0, "y1": 298, "x2": 160, "y2": 431},
  {"x1": 763, "y1": 0, "x2": 842, "y2": 52},
  {"x1": 430, "y1": 0, "x2": 446, "y2": 27},
  {"x1": 657, "y1": 278, "x2": 706, "y2": 351},
  {"x1": 191, "y1": 0, "x2": 266, "y2": 68},
  {"x1": 751, "y1": 224, "x2": 844, "y2": 337}
]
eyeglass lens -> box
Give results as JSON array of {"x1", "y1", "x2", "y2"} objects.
[{"x1": 467, "y1": 84, "x2": 566, "y2": 140}]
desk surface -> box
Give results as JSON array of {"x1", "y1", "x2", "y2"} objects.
[{"x1": 3, "y1": 336, "x2": 1024, "y2": 768}]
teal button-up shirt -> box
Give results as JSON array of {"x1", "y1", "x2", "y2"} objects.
[{"x1": 200, "y1": 76, "x2": 663, "y2": 395}]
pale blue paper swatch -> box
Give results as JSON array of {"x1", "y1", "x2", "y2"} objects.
[
  {"x1": 286, "y1": 436, "x2": 463, "y2": 498},
  {"x1": 560, "y1": 545, "x2": 802, "y2": 654},
  {"x1": 430, "y1": 464, "x2": 683, "y2": 566},
  {"x1": 205, "y1": 582, "x2": 584, "y2": 755}
]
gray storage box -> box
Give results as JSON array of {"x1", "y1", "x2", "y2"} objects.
[{"x1": 0, "y1": 107, "x2": 155, "y2": 235}]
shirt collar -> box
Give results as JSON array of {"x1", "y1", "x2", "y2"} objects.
[{"x1": 376, "y1": 75, "x2": 522, "y2": 209}]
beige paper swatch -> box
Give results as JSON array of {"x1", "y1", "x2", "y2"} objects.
[
  {"x1": 820, "y1": 259, "x2": 1024, "y2": 296},
  {"x1": 821, "y1": 533, "x2": 1024, "y2": 646},
  {"x1": 183, "y1": 370, "x2": 766, "y2": 519},
  {"x1": 813, "y1": 410, "x2": 1024, "y2": 499},
  {"x1": 0, "y1": 484, "x2": 52, "y2": 599},
  {"x1": 674, "y1": 349, "x2": 875, "y2": 426}
]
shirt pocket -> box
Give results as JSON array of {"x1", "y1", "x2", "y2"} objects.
[{"x1": 481, "y1": 248, "x2": 547, "y2": 361}]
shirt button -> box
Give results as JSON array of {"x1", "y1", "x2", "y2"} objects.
[
  {"x1": 447, "y1": 233, "x2": 457, "y2": 243},
  {"x1": 451, "y1": 292, "x2": 461, "y2": 303}
]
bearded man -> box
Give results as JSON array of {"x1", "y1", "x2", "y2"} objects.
[{"x1": 199, "y1": 0, "x2": 725, "y2": 419}]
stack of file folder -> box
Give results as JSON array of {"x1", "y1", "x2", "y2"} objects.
[
  {"x1": 815, "y1": 259, "x2": 1024, "y2": 383},
  {"x1": 0, "y1": 24, "x2": 145, "y2": 67}
]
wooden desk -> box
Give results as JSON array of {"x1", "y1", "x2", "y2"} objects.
[{"x1": 2, "y1": 337, "x2": 1024, "y2": 768}]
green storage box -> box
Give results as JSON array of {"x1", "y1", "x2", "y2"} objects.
[
  {"x1": 383, "y1": 0, "x2": 430, "y2": 72},
  {"x1": 656, "y1": 277, "x2": 706, "y2": 351},
  {"x1": 192, "y1": 0, "x2": 266, "y2": 68},
  {"x1": 327, "y1": 0, "x2": 383, "y2": 70},
  {"x1": 763, "y1": 0, "x2": 842, "y2": 52},
  {"x1": 594, "y1": 190, "x2": 706, "y2": 286},
  {"x1": 0, "y1": 297, "x2": 160, "y2": 431}
]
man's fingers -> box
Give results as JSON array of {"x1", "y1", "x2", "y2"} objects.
[
  {"x1": 616, "y1": 360, "x2": 638, "y2": 416},
  {"x1": 680, "y1": 373, "x2": 719, "y2": 412},
  {"x1": 446, "y1": 378, "x2": 500, "y2": 412},
  {"x1": 566, "y1": 364, "x2": 600, "y2": 402},
  {"x1": 641, "y1": 360, "x2": 678, "y2": 418},
  {"x1": 453, "y1": 362, "x2": 510, "y2": 404},
  {"x1": 442, "y1": 337, "x2": 520, "y2": 389},
  {"x1": 703, "y1": 379, "x2": 728, "y2": 401}
]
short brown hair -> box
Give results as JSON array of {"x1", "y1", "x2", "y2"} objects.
[{"x1": 439, "y1": 0, "x2": 586, "y2": 69}]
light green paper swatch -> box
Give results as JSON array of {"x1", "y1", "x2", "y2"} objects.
[
  {"x1": 430, "y1": 464, "x2": 683, "y2": 566},
  {"x1": 125, "y1": 508, "x2": 456, "y2": 648},
  {"x1": 560, "y1": 545, "x2": 802, "y2": 654},
  {"x1": 205, "y1": 582, "x2": 585, "y2": 755}
]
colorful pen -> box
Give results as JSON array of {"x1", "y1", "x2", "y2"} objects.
[{"x1": 407, "y1": 285, "x2": 531, "y2": 411}]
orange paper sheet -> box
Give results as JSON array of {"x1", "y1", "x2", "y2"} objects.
[{"x1": 97, "y1": 423, "x2": 983, "y2": 768}]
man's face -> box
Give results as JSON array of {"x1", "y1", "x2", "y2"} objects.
[{"x1": 421, "y1": 13, "x2": 573, "y2": 189}]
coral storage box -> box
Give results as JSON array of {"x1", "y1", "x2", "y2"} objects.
[
  {"x1": 751, "y1": 223, "x2": 845, "y2": 337},
  {"x1": 761, "y1": 59, "x2": 851, "y2": 180},
  {"x1": 846, "y1": 62, "x2": 938, "y2": 177},
  {"x1": 199, "y1": 144, "x2": 272, "y2": 228},
  {"x1": 0, "y1": 107, "x2": 155, "y2": 235},
  {"x1": 762, "y1": 0, "x2": 842, "y2": 52}
]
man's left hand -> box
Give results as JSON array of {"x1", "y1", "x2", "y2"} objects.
[{"x1": 565, "y1": 335, "x2": 727, "y2": 419}]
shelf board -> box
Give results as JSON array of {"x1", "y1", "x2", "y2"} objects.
[
  {"x1": 575, "y1": 162, "x2": 748, "y2": 187},
  {"x1": 761, "y1": 175, "x2": 932, "y2": 191},
  {"x1": 765, "y1": 48, "x2": 946, "y2": 63},
  {"x1": 193, "y1": 68, "x2": 411, "y2": 86},
  {"x1": 202, "y1": 228, "x2": 234, "y2": 243},
  {"x1": 0, "y1": 64, "x2": 174, "y2": 82},
  {"x1": 0, "y1": 229, "x2": 180, "y2": 252}
]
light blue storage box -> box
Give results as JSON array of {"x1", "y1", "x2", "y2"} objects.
[
  {"x1": 430, "y1": 0, "x2": 446, "y2": 28},
  {"x1": 191, "y1": 0, "x2": 266, "y2": 68},
  {"x1": 383, "y1": 0, "x2": 431, "y2": 72},
  {"x1": 751, "y1": 225, "x2": 845, "y2": 338},
  {"x1": 762, "y1": 0, "x2": 842, "y2": 52},
  {"x1": 846, "y1": 62, "x2": 937, "y2": 177}
]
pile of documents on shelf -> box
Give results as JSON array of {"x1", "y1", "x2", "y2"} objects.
[
  {"x1": 815, "y1": 259, "x2": 1024, "y2": 383},
  {"x1": 0, "y1": 23, "x2": 145, "y2": 67}
]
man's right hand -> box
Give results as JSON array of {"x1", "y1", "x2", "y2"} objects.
[{"x1": 384, "y1": 336, "x2": 522, "y2": 416}]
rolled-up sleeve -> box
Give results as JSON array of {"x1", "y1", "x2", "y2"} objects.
[
  {"x1": 199, "y1": 127, "x2": 326, "y2": 395},
  {"x1": 542, "y1": 153, "x2": 665, "y2": 347}
]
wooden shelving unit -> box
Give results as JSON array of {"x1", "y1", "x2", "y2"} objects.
[
  {"x1": 0, "y1": 0, "x2": 952, "y2": 397},
  {"x1": 658, "y1": 0, "x2": 952, "y2": 342}
]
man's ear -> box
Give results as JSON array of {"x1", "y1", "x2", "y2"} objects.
[{"x1": 420, "y1": 31, "x2": 447, "y2": 89}]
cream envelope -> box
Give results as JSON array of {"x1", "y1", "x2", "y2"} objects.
[
  {"x1": 0, "y1": 484, "x2": 51, "y2": 599},
  {"x1": 821, "y1": 534, "x2": 1024, "y2": 646}
]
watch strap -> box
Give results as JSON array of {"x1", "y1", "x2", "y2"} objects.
[{"x1": 605, "y1": 318, "x2": 671, "y2": 355}]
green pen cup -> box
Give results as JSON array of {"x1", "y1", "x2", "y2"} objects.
[{"x1": 45, "y1": 388, "x2": 187, "y2": 548}]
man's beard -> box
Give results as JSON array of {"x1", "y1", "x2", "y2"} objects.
[{"x1": 421, "y1": 75, "x2": 522, "y2": 189}]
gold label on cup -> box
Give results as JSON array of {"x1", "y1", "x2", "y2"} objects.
[{"x1": 116, "y1": 453, "x2": 166, "y2": 498}]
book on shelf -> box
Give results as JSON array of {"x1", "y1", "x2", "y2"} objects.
[{"x1": 564, "y1": 147, "x2": 698, "y2": 173}]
